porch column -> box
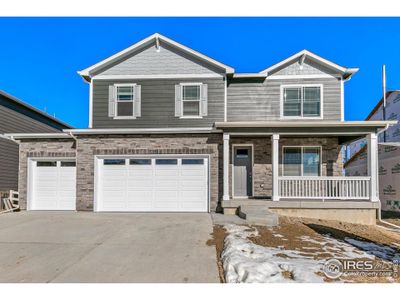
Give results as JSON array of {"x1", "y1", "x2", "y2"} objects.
[
  {"x1": 271, "y1": 134, "x2": 280, "y2": 201},
  {"x1": 223, "y1": 133, "x2": 230, "y2": 201},
  {"x1": 367, "y1": 132, "x2": 379, "y2": 202}
]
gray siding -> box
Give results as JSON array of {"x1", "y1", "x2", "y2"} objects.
[
  {"x1": 92, "y1": 78, "x2": 225, "y2": 128},
  {"x1": 0, "y1": 138, "x2": 18, "y2": 191},
  {"x1": 271, "y1": 58, "x2": 337, "y2": 76},
  {"x1": 94, "y1": 41, "x2": 223, "y2": 76},
  {"x1": 0, "y1": 94, "x2": 70, "y2": 192},
  {"x1": 227, "y1": 77, "x2": 341, "y2": 121}
]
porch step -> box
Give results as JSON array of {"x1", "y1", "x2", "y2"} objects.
[{"x1": 238, "y1": 205, "x2": 279, "y2": 227}]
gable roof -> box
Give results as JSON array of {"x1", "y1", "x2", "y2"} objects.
[
  {"x1": 0, "y1": 90, "x2": 73, "y2": 129},
  {"x1": 78, "y1": 33, "x2": 235, "y2": 82},
  {"x1": 259, "y1": 49, "x2": 359, "y2": 79},
  {"x1": 365, "y1": 90, "x2": 400, "y2": 120}
]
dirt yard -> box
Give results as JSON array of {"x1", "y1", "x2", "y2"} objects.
[{"x1": 209, "y1": 216, "x2": 400, "y2": 283}]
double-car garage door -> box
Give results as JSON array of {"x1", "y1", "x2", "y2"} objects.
[
  {"x1": 29, "y1": 156, "x2": 209, "y2": 212},
  {"x1": 96, "y1": 157, "x2": 209, "y2": 212}
]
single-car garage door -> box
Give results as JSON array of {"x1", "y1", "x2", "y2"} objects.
[
  {"x1": 29, "y1": 159, "x2": 76, "y2": 210},
  {"x1": 96, "y1": 156, "x2": 209, "y2": 212}
]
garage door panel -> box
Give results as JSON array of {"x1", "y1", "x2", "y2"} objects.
[
  {"x1": 181, "y1": 201, "x2": 207, "y2": 210},
  {"x1": 126, "y1": 190, "x2": 153, "y2": 200},
  {"x1": 154, "y1": 190, "x2": 179, "y2": 200},
  {"x1": 126, "y1": 179, "x2": 153, "y2": 188},
  {"x1": 180, "y1": 190, "x2": 206, "y2": 199},
  {"x1": 180, "y1": 169, "x2": 205, "y2": 176},
  {"x1": 128, "y1": 169, "x2": 153, "y2": 177},
  {"x1": 180, "y1": 180, "x2": 206, "y2": 188},
  {"x1": 97, "y1": 157, "x2": 208, "y2": 212},
  {"x1": 155, "y1": 180, "x2": 179, "y2": 188},
  {"x1": 153, "y1": 202, "x2": 179, "y2": 209}
]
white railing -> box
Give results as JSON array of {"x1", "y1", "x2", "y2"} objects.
[{"x1": 278, "y1": 176, "x2": 371, "y2": 200}]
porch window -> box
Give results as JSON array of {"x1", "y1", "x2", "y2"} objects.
[
  {"x1": 283, "y1": 146, "x2": 321, "y2": 176},
  {"x1": 115, "y1": 84, "x2": 135, "y2": 117},
  {"x1": 282, "y1": 85, "x2": 321, "y2": 118},
  {"x1": 182, "y1": 84, "x2": 201, "y2": 116}
]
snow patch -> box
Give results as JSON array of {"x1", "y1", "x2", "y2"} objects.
[
  {"x1": 221, "y1": 225, "x2": 398, "y2": 283},
  {"x1": 222, "y1": 225, "x2": 324, "y2": 283}
]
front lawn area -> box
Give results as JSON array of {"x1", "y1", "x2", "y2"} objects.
[{"x1": 209, "y1": 217, "x2": 400, "y2": 283}]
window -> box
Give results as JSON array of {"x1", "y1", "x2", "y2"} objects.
[
  {"x1": 236, "y1": 149, "x2": 249, "y2": 158},
  {"x1": 37, "y1": 161, "x2": 57, "y2": 167},
  {"x1": 182, "y1": 159, "x2": 204, "y2": 165},
  {"x1": 282, "y1": 85, "x2": 321, "y2": 118},
  {"x1": 130, "y1": 159, "x2": 151, "y2": 165},
  {"x1": 283, "y1": 147, "x2": 321, "y2": 176},
  {"x1": 156, "y1": 159, "x2": 177, "y2": 165},
  {"x1": 182, "y1": 84, "x2": 201, "y2": 117},
  {"x1": 104, "y1": 159, "x2": 126, "y2": 165},
  {"x1": 115, "y1": 84, "x2": 135, "y2": 117},
  {"x1": 61, "y1": 161, "x2": 76, "y2": 167}
]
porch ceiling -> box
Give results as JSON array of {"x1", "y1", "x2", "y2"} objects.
[{"x1": 215, "y1": 121, "x2": 396, "y2": 138}]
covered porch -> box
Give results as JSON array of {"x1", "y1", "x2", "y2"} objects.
[{"x1": 216, "y1": 121, "x2": 393, "y2": 205}]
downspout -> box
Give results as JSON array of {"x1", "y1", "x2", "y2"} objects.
[
  {"x1": 377, "y1": 201, "x2": 400, "y2": 230},
  {"x1": 67, "y1": 131, "x2": 77, "y2": 141}
]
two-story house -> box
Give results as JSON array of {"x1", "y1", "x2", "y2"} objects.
[{"x1": 6, "y1": 33, "x2": 395, "y2": 224}]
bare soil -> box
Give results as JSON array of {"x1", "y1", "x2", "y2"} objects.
[
  {"x1": 212, "y1": 216, "x2": 400, "y2": 283},
  {"x1": 206, "y1": 225, "x2": 227, "y2": 283}
]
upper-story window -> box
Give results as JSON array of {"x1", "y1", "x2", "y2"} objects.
[
  {"x1": 182, "y1": 84, "x2": 201, "y2": 117},
  {"x1": 281, "y1": 85, "x2": 322, "y2": 119},
  {"x1": 115, "y1": 84, "x2": 135, "y2": 117},
  {"x1": 175, "y1": 83, "x2": 208, "y2": 118}
]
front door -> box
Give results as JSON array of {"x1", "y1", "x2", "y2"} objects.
[{"x1": 233, "y1": 146, "x2": 253, "y2": 197}]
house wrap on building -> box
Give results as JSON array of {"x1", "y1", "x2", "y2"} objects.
[{"x1": 345, "y1": 91, "x2": 400, "y2": 212}]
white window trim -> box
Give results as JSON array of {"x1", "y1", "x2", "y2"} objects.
[
  {"x1": 114, "y1": 83, "x2": 136, "y2": 119},
  {"x1": 280, "y1": 84, "x2": 324, "y2": 120},
  {"x1": 180, "y1": 82, "x2": 203, "y2": 119},
  {"x1": 282, "y1": 146, "x2": 322, "y2": 177}
]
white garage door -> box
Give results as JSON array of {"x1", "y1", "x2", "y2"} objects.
[
  {"x1": 96, "y1": 157, "x2": 209, "y2": 212},
  {"x1": 29, "y1": 160, "x2": 76, "y2": 210}
]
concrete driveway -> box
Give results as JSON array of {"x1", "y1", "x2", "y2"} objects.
[{"x1": 0, "y1": 211, "x2": 219, "y2": 283}]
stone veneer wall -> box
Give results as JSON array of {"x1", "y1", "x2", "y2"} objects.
[
  {"x1": 18, "y1": 138, "x2": 77, "y2": 210},
  {"x1": 229, "y1": 137, "x2": 343, "y2": 198},
  {"x1": 75, "y1": 134, "x2": 222, "y2": 211},
  {"x1": 17, "y1": 135, "x2": 342, "y2": 210}
]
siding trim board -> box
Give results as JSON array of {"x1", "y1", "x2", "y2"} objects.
[
  {"x1": 92, "y1": 74, "x2": 224, "y2": 80},
  {"x1": 268, "y1": 74, "x2": 337, "y2": 80}
]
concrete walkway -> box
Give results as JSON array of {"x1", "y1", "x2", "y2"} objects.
[{"x1": 0, "y1": 211, "x2": 219, "y2": 283}]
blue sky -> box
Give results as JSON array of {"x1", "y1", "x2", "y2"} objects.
[{"x1": 0, "y1": 17, "x2": 399, "y2": 128}]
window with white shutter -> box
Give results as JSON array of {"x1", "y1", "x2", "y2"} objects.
[
  {"x1": 177, "y1": 83, "x2": 207, "y2": 118},
  {"x1": 109, "y1": 83, "x2": 140, "y2": 118}
]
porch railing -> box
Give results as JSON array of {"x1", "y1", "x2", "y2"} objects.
[{"x1": 278, "y1": 176, "x2": 371, "y2": 200}]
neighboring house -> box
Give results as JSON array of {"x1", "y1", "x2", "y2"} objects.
[
  {"x1": 345, "y1": 91, "x2": 400, "y2": 212},
  {"x1": 5, "y1": 33, "x2": 395, "y2": 225},
  {"x1": 0, "y1": 90, "x2": 72, "y2": 193}
]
